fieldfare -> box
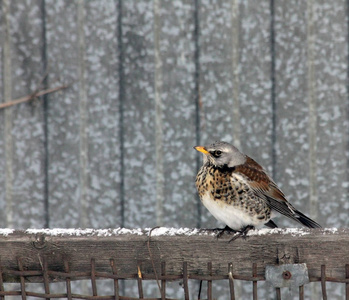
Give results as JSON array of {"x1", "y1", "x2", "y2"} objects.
[{"x1": 194, "y1": 141, "x2": 321, "y2": 240}]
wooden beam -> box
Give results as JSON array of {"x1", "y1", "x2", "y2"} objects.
[{"x1": 0, "y1": 228, "x2": 347, "y2": 283}]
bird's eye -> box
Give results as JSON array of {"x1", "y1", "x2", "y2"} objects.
[{"x1": 213, "y1": 150, "x2": 222, "y2": 157}]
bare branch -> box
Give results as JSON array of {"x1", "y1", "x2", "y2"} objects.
[{"x1": 0, "y1": 84, "x2": 70, "y2": 110}]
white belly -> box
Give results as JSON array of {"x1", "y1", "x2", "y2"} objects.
[{"x1": 201, "y1": 191, "x2": 265, "y2": 230}]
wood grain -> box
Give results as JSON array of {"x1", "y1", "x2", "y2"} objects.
[{"x1": 0, "y1": 228, "x2": 347, "y2": 283}]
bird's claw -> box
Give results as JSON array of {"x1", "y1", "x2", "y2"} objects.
[
  {"x1": 215, "y1": 225, "x2": 238, "y2": 239},
  {"x1": 228, "y1": 225, "x2": 255, "y2": 243}
]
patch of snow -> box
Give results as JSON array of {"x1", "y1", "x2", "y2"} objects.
[
  {"x1": 111, "y1": 228, "x2": 144, "y2": 235},
  {"x1": 0, "y1": 229, "x2": 15, "y2": 236},
  {"x1": 24, "y1": 227, "x2": 215, "y2": 237},
  {"x1": 20, "y1": 227, "x2": 342, "y2": 237},
  {"x1": 26, "y1": 228, "x2": 97, "y2": 236},
  {"x1": 146, "y1": 227, "x2": 204, "y2": 236},
  {"x1": 25, "y1": 228, "x2": 144, "y2": 236},
  {"x1": 322, "y1": 228, "x2": 338, "y2": 234},
  {"x1": 247, "y1": 228, "x2": 311, "y2": 237}
]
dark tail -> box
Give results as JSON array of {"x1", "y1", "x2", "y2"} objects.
[
  {"x1": 265, "y1": 219, "x2": 278, "y2": 228},
  {"x1": 295, "y1": 209, "x2": 321, "y2": 228}
]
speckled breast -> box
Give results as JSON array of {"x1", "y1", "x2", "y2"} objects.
[{"x1": 195, "y1": 164, "x2": 271, "y2": 221}]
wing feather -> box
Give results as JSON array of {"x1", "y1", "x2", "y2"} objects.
[{"x1": 234, "y1": 156, "x2": 321, "y2": 228}]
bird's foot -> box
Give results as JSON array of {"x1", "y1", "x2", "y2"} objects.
[
  {"x1": 215, "y1": 225, "x2": 238, "y2": 239},
  {"x1": 228, "y1": 225, "x2": 255, "y2": 242}
]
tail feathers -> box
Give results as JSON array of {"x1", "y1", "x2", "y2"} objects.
[
  {"x1": 265, "y1": 219, "x2": 278, "y2": 228},
  {"x1": 294, "y1": 209, "x2": 321, "y2": 228}
]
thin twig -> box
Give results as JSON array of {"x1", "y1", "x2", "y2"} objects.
[
  {"x1": 31, "y1": 72, "x2": 49, "y2": 97},
  {"x1": 0, "y1": 84, "x2": 69, "y2": 110},
  {"x1": 147, "y1": 226, "x2": 162, "y2": 293}
]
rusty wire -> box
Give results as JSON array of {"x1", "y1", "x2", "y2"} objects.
[{"x1": 0, "y1": 258, "x2": 346, "y2": 299}]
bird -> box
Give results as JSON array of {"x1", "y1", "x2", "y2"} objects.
[{"x1": 194, "y1": 141, "x2": 321, "y2": 241}]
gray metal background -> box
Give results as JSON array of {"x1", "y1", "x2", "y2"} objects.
[{"x1": 0, "y1": 0, "x2": 348, "y2": 299}]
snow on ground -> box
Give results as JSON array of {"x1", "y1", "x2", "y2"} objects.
[{"x1": 0, "y1": 227, "x2": 330, "y2": 237}]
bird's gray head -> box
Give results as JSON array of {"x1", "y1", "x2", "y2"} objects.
[{"x1": 194, "y1": 141, "x2": 246, "y2": 168}]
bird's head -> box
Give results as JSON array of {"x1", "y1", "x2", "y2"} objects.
[{"x1": 194, "y1": 141, "x2": 246, "y2": 168}]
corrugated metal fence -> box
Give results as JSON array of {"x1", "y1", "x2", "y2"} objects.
[{"x1": 0, "y1": 0, "x2": 349, "y2": 298}]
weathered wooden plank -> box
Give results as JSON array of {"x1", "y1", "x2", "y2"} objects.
[
  {"x1": 273, "y1": 0, "x2": 311, "y2": 229},
  {"x1": 121, "y1": 0, "x2": 157, "y2": 228},
  {"x1": 153, "y1": 0, "x2": 165, "y2": 228},
  {"x1": 313, "y1": 0, "x2": 349, "y2": 229},
  {"x1": 158, "y1": 0, "x2": 198, "y2": 228},
  {"x1": 44, "y1": 0, "x2": 81, "y2": 227},
  {"x1": 273, "y1": 0, "x2": 348, "y2": 230},
  {"x1": 199, "y1": 1, "x2": 235, "y2": 145},
  {"x1": 83, "y1": 1, "x2": 121, "y2": 228},
  {"x1": 239, "y1": 0, "x2": 273, "y2": 170},
  {"x1": 45, "y1": 1, "x2": 122, "y2": 229},
  {"x1": 0, "y1": 0, "x2": 10, "y2": 227},
  {"x1": 3, "y1": 0, "x2": 46, "y2": 228},
  {"x1": 0, "y1": 228, "x2": 346, "y2": 285}
]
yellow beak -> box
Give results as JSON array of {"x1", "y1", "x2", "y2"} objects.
[{"x1": 194, "y1": 146, "x2": 209, "y2": 155}]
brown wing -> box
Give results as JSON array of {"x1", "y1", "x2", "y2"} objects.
[
  {"x1": 235, "y1": 157, "x2": 288, "y2": 200},
  {"x1": 234, "y1": 157, "x2": 300, "y2": 220},
  {"x1": 234, "y1": 156, "x2": 321, "y2": 228}
]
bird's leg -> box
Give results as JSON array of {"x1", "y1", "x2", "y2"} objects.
[
  {"x1": 228, "y1": 225, "x2": 255, "y2": 242},
  {"x1": 215, "y1": 225, "x2": 238, "y2": 239},
  {"x1": 240, "y1": 225, "x2": 255, "y2": 238}
]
